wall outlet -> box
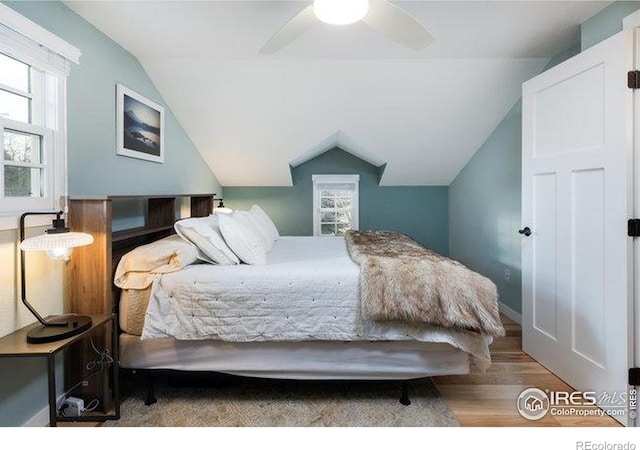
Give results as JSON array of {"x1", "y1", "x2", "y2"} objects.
[{"x1": 504, "y1": 268, "x2": 511, "y2": 281}]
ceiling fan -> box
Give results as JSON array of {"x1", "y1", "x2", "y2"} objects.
[{"x1": 260, "y1": 0, "x2": 434, "y2": 54}]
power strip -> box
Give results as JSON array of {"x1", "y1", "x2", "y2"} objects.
[{"x1": 61, "y1": 396, "x2": 85, "y2": 417}]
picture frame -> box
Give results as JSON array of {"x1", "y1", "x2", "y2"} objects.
[{"x1": 116, "y1": 84, "x2": 164, "y2": 163}]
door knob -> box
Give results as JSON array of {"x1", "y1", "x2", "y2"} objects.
[{"x1": 518, "y1": 227, "x2": 532, "y2": 237}]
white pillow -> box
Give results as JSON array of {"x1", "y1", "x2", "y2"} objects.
[
  {"x1": 249, "y1": 205, "x2": 279, "y2": 242},
  {"x1": 174, "y1": 216, "x2": 240, "y2": 265},
  {"x1": 245, "y1": 210, "x2": 273, "y2": 251},
  {"x1": 217, "y1": 211, "x2": 268, "y2": 265}
]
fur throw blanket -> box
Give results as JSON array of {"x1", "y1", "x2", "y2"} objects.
[{"x1": 345, "y1": 230, "x2": 505, "y2": 338}]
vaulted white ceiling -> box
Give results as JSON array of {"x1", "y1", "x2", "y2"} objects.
[{"x1": 65, "y1": 1, "x2": 610, "y2": 186}]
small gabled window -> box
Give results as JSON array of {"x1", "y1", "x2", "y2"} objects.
[{"x1": 312, "y1": 174, "x2": 359, "y2": 236}]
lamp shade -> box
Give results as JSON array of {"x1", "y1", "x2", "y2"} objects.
[
  {"x1": 314, "y1": 0, "x2": 369, "y2": 25},
  {"x1": 20, "y1": 231, "x2": 93, "y2": 260},
  {"x1": 214, "y1": 198, "x2": 233, "y2": 214}
]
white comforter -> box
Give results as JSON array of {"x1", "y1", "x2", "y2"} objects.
[{"x1": 142, "y1": 236, "x2": 493, "y2": 370}]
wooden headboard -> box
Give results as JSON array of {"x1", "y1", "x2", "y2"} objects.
[{"x1": 67, "y1": 194, "x2": 215, "y2": 316}]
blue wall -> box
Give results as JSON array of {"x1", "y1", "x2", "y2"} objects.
[
  {"x1": 581, "y1": 1, "x2": 640, "y2": 51},
  {"x1": 224, "y1": 148, "x2": 449, "y2": 255},
  {"x1": 449, "y1": 101, "x2": 524, "y2": 315},
  {"x1": 4, "y1": 1, "x2": 221, "y2": 196},
  {"x1": 448, "y1": 47, "x2": 580, "y2": 316},
  {"x1": 449, "y1": 0, "x2": 640, "y2": 317},
  {"x1": 0, "y1": 358, "x2": 46, "y2": 426}
]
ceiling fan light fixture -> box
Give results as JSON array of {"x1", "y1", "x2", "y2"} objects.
[{"x1": 313, "y1": 0, "x2": 369, "y2": 26}]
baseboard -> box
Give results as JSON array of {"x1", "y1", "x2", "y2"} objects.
[
  {"x1": 22, "y1": 393, "x2": 66, "y2": 427},
  {"x1": 499, "y1": 302, "x2": 522, "y2": 325},
  {"x1": 22, "y1": 404, "x2": 49, "y2": 427}
]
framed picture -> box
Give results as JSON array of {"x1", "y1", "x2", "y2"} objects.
[{"x1": 116, "y1": 84, "x2": 164, "y2": 163}]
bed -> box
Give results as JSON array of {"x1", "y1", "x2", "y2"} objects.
[{"x1": 67, "y1": 195, "x2": 503, "y2": 406}]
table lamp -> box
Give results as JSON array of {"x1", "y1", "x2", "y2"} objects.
[
  {"x1": 213, "y1": 198, "x2": 233, "y2": 214},
  {"x1": 19, "y1": 211, "x2": 94, "y2": 343}
]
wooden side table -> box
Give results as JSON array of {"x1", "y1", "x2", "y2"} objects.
[{"x1": 0, "y1": 313, "x2": 120, "y2": 427}]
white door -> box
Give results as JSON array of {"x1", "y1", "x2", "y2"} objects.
[{"x1": 522, "y1": 30, "x2": 634, "y2": 425}]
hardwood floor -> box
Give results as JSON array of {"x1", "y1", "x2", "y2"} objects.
[{"x1": 432, "y1": 315, "x2": 621, "y2": 427}]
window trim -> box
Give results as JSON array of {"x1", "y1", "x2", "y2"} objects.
[
  {"x1": 312, "y1": 174, "x2": 360, "y2": 237},
  {"x1": 0, "y1": 5, "x2": 78, "y2": 230}
]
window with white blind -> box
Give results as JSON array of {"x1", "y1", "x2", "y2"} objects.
[
  {"x1": 312, "y1": 174, "x2": 359, "y2": 236},
  {"x1": 0, "y1": 4, "x2": 81, "y2": 227}
]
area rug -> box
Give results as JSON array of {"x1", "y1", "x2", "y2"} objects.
[{"x1": 105, "y1": 375, "x2": 459, "y2": 427}]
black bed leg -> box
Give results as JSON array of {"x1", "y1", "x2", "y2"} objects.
[
  {"x1": 145, "y1": 373, "x2": 157, "y2": 406},
  {"x1": 399, "y1": 381, "x2": 411, "y2": 406}
]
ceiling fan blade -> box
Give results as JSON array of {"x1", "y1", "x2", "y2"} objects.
[
  {"x1": 362, "y1": 0, "x2": 434, "y2": 50},
  {"x1": 260, "y1": 4, "x2": 317, "y2": 55}
]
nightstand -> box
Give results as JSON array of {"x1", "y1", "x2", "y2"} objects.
[{"x1": 0, "y1": 313, "x2": 120, "y2": 427}]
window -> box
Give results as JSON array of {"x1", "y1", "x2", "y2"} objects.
[
  {"x1": 312, "y1": 174, "x2": 359, "y2": 236},
  {"x1": 0, "y1": 4, "x2": 81, "y2": 226},
  {"x1": 0, "y1": 53, "x2": 52, "y2": 210},
  {"x1": 0, "y1": 51, "x2": 57, "y2": 215}
]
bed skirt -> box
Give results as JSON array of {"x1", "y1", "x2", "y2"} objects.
[{"x1": 120, "y1": 334, "x2": 470, "y2": 380}]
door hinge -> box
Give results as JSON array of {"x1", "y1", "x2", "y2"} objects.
[
  {"x1": 629, "y1": 71, "x2": 640, "y2": 89},
  {"x1": 629, "y1": 219, "x2": 640, "y2": 237},
  {"x1": 630, "y1": 368, "x2": 640, "y2": 386}
]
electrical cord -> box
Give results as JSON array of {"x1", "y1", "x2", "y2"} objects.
[
  {"x1": 86, "y1": 336, "x2": 114, "y2": 372},
  {"x1": 60, "y1": 338, "x2": 113, "y2": 398},
  {"x1": 84, "y1": 399, "x2": 99, "y2": 412},
  {"x1": 81, "y1": 337, "x2": 114, "y2": 412},
  {"x1": 57, "y1": 337, "x2": 114, "y2": 417}
]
